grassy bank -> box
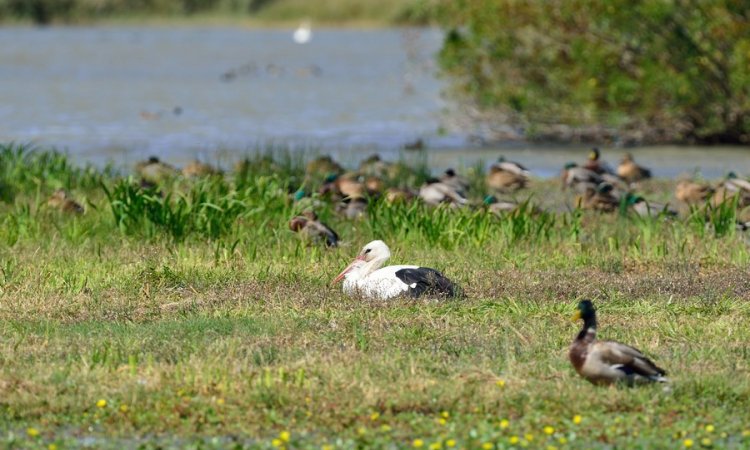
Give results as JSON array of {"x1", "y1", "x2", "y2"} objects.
[{"x1": 1, "y1": 143, "x2": 749, "y2": 449}]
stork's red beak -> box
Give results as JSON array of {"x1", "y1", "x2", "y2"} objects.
[{"x1": 332, "y1": 255, "x2": 365, "y2": 285}]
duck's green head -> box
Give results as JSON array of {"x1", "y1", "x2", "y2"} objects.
[
  {"x1": 728, "y1": 171, "x2": 738, "y2": 179},
  {"x1": 572, "y1": 299, "x2": 596, "y2": 322},
  {"x1": 588, "y1": 148, "x2": 600, "y2": 161},
  {"x1": 483, "y1": 195, "x2": 497, "y2": 205},
  {"x1": 624, "y1": 192, "x2": 644, "y2": 205},
  {"x1": 497, "y1": 156, "x2": 506, "y2": 163},
  {"x1": 564, "y1": 162, "x2": 577, "y2": 170},
  {"x1": 324, "y1": 173, "x2": 339, "y2": 183},
  {"x1": 293, "y1": 189, "x2": 306, "y2": 201}
]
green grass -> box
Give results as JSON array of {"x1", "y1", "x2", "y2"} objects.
[{"x1": 1, "y1": 143, "x2": 750, "y2": 449}]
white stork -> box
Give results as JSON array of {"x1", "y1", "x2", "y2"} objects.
[{"x1": 331, "y1": 240, "x2": 459, "y2": 300}]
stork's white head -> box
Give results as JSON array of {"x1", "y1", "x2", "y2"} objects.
[{"x1": 332, "y1": 240, "x2": 391, "y2": 284}]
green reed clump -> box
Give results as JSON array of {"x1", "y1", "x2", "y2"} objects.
[
  {"x1": 0, "y1": 142, "x2": 109, "y2": 199},
  {"x1": 103, "y1": 174, "x2": 293, "y2": 242}
]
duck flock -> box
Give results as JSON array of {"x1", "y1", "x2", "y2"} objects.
[{"x1": 42, "y1": 147, "x2": 750, "y2": 386}]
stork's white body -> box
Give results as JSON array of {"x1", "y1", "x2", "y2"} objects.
[
  {"x1": 332, "y1": 240, "x2": 457, "y2": 300},
  {"x1": 343, "y1": 264, "x2": 419, "y2": 299}
]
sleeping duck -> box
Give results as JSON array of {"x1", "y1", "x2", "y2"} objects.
[{"x1": 569, "y1": 300, "x2": 668, "y2": 386}]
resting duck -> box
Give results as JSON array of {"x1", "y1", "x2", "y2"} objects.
[
  {"x1": 182, "y1": 160, "x2": 220, "y2": 178},
  {"x1": 569, "y1": 300, "x2": 668, "y2": 386},
  {"x1": 561, "y1": 162, "x2": 603, "y2": 193},
  {"x1": 577, "y1": 183, "x2": 620, "y2": 213},
  {"x1": 439, "y1": 169, "x2": 470, "y2": 196},
  {"x1": 712, "y1": 172, "x2": 750, "y2": 208},
  {"x1": 583, "y1": 148, "x2": 615, "y2": 175},
  {"x1": 289, "y1": 211, "x2": 339, "y2": 247},
  {"x1": 486, "y1": 162, "x2": 529, "y2": 193},
  {"x1": 135, "y1": 156, "x2": 179, "y2": 184},
  {"x1": 617, "y1": 153, "x2": 652, "y2": 184},
  {"x1": 306, "y1": 156, "x2": 344, "y2": 177},
  {"x1": 625, "y1": 194, "x2": 677, "y2": 218},
  {"x1": 419, "y1": 178, "x2": 468, "y2": 207},
  {"x1": 675, "y1": 180, "x2": 713, "y2": 205},
  {"x1": 47, "y1": 189, "x2": 84, "y2": 214},
  {"x1": 332, "y1": 240, "x2": 458, "y2": 300}
]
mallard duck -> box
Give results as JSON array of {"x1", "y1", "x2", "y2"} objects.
[
  {"x1": 182, "y1": 160, "x2": 220, "y2": 178},
  {"x1": 439, "y1": 169, "x2": 470, "y2": 196},
  {"x1": 617, "y1": 153, "x2": 651, "y2": 184},
  {"x1": 318, "y1": 173, "x2": 365, "y2": 200},
  {"x1": 486, "y1": 164, "x2": 528, "y2": 193},
  {"x1": 625, "y1": 193, "x2": 677, "y2": 218},
  {"x1": 583, "y1": 148, "x2": 615, "y2": 175},
  {"x1": 385, "y1": 187, "x2": 415, "y2": 203},
  {"x1": 47, "y1": 189, "x2": 84, "y2": 214},
  {"x1": 306, "y1": 156, "x2": 344, "y2": 177},
  {"x1": 359, "y1": 154, "x2": 393, "y2": 178},
  {"x1": 561, "y1": 162, "x2": 602, "y2": 193},
  {"x1": 289, "y1": 211, "x2": 339, "y2": 247},
  {"x1": 675, "y1": 180, "x2": 713, "y2": 205},
  {"x1": 569, "y1": 300, "x2": 668, "y2": 386},
  {"x1": 419, "y1": 178, "x2": 468, "y2": 207},
  {"x1": 577, "y1": 183, "x2": 620, "y2": 213},
  {"x1": 495, "y1": 156, "x2": 530, "y2": 176},
  {"x1": 713, "y1": 172, "x2": 750, "y2": 208},
  {"x1": 337, "y1": 196, "x2": 368, "y2": 220},
  {"x1": 135, "y1": 156, "x2": 179, "y2": 184}
]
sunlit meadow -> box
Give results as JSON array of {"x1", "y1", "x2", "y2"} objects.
[{"x1": 1, "y1": 143, "x2": 749, "y2": 449}]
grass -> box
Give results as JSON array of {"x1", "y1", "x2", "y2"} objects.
[{"x1": 1, "y1": 142, "x2": 750, "y2": 449}]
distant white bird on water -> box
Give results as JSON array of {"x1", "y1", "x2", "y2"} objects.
[
  {"x1": 293, "y1": 21, "x2": 312, "y2": 44},
  {"x1": 332, "y1": 240, "x2": 459, "y2": 300}
]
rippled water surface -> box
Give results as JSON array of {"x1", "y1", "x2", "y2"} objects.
[{"x1": 1, "y1": 26, "x2": 748, "y2": 177}]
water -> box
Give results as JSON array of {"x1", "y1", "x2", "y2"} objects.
[{"x1": 1, "y1": 26, "x2": 748, "y2": 178}]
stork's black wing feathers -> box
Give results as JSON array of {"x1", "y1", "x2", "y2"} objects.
[{"x1": 394, "y1": 267, "x2": 458, "y2": 298}]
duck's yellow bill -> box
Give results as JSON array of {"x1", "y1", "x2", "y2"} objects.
[
  {"x1": 571, "y1": 310, "x2": 582, "y2": 321},
  {"x1": 588, "y1": 151, "x2": 597, "y2": 160}
]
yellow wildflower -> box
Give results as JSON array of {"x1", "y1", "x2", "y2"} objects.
[
  {"x1": 380, "y1": 424, "x2": 392, "y2": 432},
  {"x1": 357, "y1": 427, "x2": 367, "y2": 436},
  {"x1": 558, "y1": 437, "x2": 568, "y2": 444},
  {"x1": 684, "y1": 439, "x2": 694, "y2": 448},
  {"x1": 446, "y1": 439, "x2": 456, "y2": 448},
  {"x1": 321, "y1": 445, "x2": 333, "y2": 450},
  {"x1": 438, "y1": 418, "x2": 447, "y2": 426},
  {"x1": 413, "y1": 439, "x2": 424, "y2": 448},
  {"x1": 216, "y1": 398, "x2": 225, "y2": 405},
  {"x1": 573, "y1": 415, "x2": 582, "y2": 425},
  {"x1": 26, "y1": 427, "x2": 40, "y2": 438},
  {"x1": 370, "y1": 412, "x2": 380, "y2": 421},
  {"x1": 279, "y1": 431, "x2": 290, "y2": 442},
  {"x1": 546, "y1": 446, "x2": 558, "y2": 450},
  {"x1": 495, "y1": 379, "x2": 506, "y2": 388},
  {"x1": 525, "y1": 433, "x2": 534, "y2": 442},
  {"x1": 429, "y1": 442, "x2": 442, "y2": 450},
  {"x1": 509, "y1": 436, "x2": 519, "y2": 444},
  {"x1": 441, "y1": 411, "x2": 450, "y2": 419},
  {"x1": 705, "y1": 425, "x2": 715, "y2": 433},
  {"x1": 271, "y1": 438, "x2": 283, "y2": 447},
  {"x1": 48, "y1": 445, "x2": 58, "y2": 450},
  {"x1": 119, "y1": 404, "x2": 129, "y2": 413},
  {"x1": 499, "y1": 419, "x2": 510, "y2": 429},
  {"x1": 96, "y1": 399, "x2": 107, "y2": 408},
  {"x1": 701, "y1": 438, "x2": 712, "y2": 447},
  {"x1": 743, "y1": 430, "x2": 750, "y2": 437},
  {"x1": 543, "y1": 426, "x2": 555, "y2": 435},
  {"x1": 482, "y1": 443, "x2": 493, "y2": 450}
]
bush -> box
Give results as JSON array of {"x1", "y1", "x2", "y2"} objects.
[{"x1": 436, "y1": 0, "x2": 750, "y2": 144}]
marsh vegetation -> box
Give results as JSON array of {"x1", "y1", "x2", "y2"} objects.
[{"x1": 1, "y1": 143, "x2": 749, "y2": 448}]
